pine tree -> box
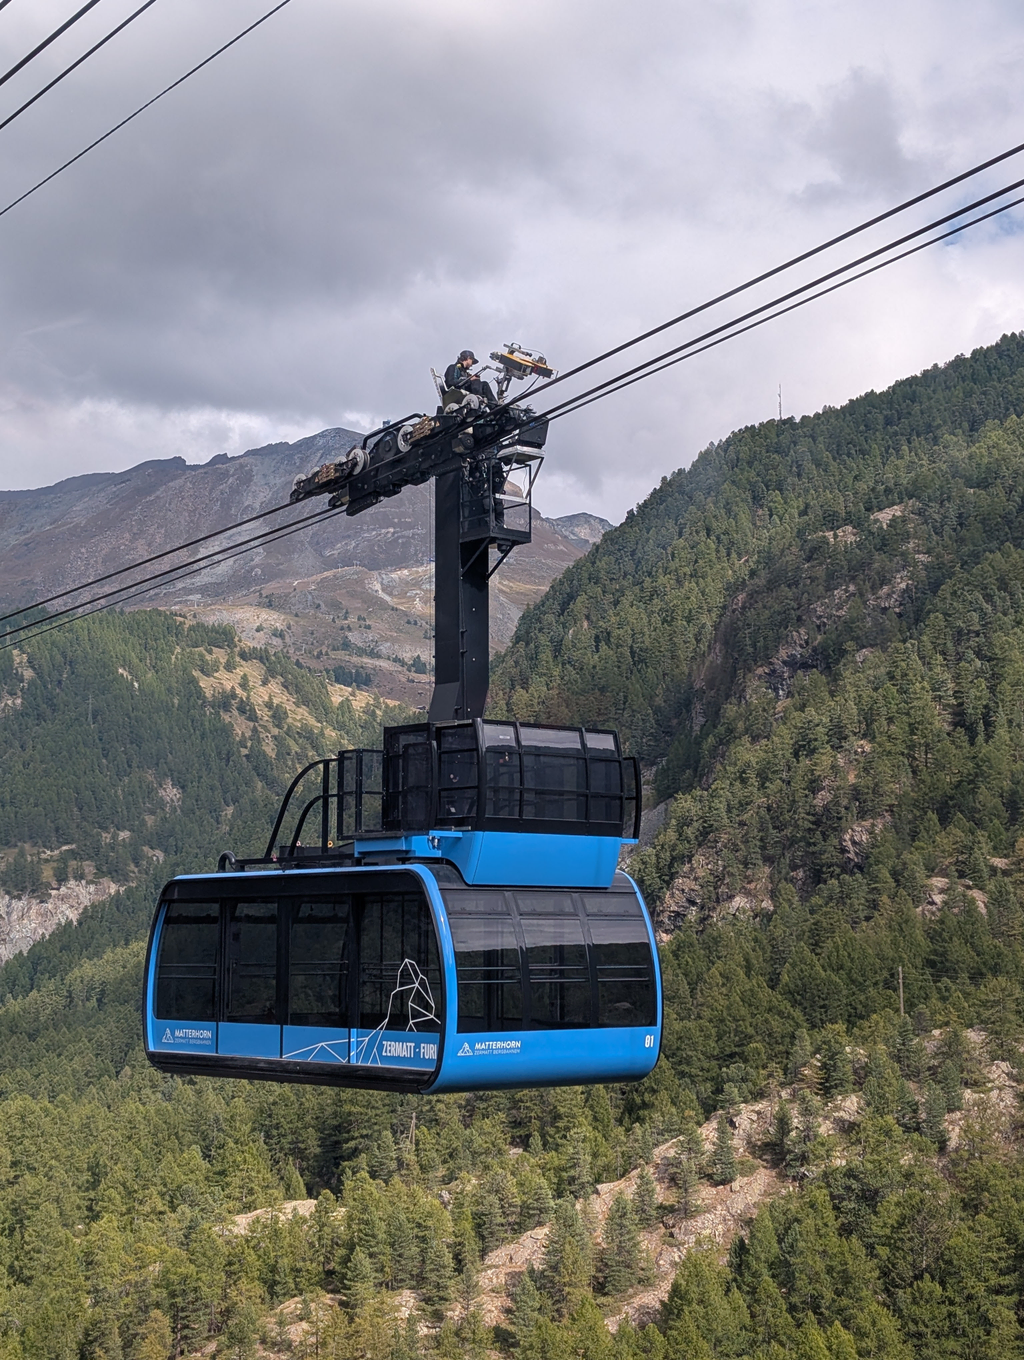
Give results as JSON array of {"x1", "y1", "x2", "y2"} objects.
[
  {"x1": 565, "y1": 1126, "x2": 595, "y2": 1200},
  {"x1": 136, "y1": 1310, "x2": 172, "y2": 1360},
  {"x1": 710, "y1": 1116, "x2": 737, "y2": 1186},
  {"x1": 768, "y1": 1102, "x2": 793, "y2": 1162},
  {"x1": 342, "y1": 1246, "x2": 377, "y2": 1312},
  {"x1": 672, "y1": 1122, "x2": 704, "y2": 1218},
  {"x1": 368, "y1": 1128, "x2": 398, "y2": 1182},
  {"x1": 600, "y1": 1194, "x2": 644, "y2": 1296},
  {"x1": 922, "y1": 1082, "x2": 948, "y2": 1147},
  {"x1": 627, "y1": 1122, "x2": 654, "y2": 1169},
  {"x1": 818, "y1": 1025, "x2": 853, "y2": 1097},
  {"x1": 788, "y1": 1029, "x2": 813, "y2": 1084},
  {"x1": 510, "y1": 1271, "x2": 542, "y2": 1347},
  {"x1": 939, "y1": 1059, "x2": 964, "y2": 1112},
  {"x1": 541, "y1": 1198, "x2": 593, "y2": 1318},
  {"x1": 631, "y1": 1166, "x2": 658, "y2": 1229},
  {"x1": 420, "y1": 1238, "x2": 455, "y2": 1310}
]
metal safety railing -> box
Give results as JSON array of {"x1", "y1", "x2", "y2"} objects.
[{"x1": 262, "y1": 749, "x2": 383, "y2": 860}]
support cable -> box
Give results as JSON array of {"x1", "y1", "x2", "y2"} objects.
[
  {"x1": 0, "y1": 502, "x2": 341, "y2": 646},
  {"x1": 0, "y1": 0, "x2": 293, "y2": 223},
  {"x1": 0, "y1": 504, "x2": 350, "y2": 652},
  {"x1": 0, "y1": 0, "x2": 102, "y2": 92},
  {"x1": 0, "y1": 491, "x2": 309, "y2": 627},
  {"x1": 529, "y1": 181, "x2": 1024, "y2": 430},
  {"x1": 0, "y1": 0, "x2": 159, "y2": 138},
  {"x1": 5, "y1": 144, "x2": 1024, "y2": 645},
  {"x1": 511, "y1": 138, "x2": 1024, "y2": 404}
]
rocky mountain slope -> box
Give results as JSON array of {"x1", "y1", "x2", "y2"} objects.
[{"x1": 0, "y1": 428, "x2": 604, "y2": 701}]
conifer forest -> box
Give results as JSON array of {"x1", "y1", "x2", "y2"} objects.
[{"x1": 10, "y1": 334, "x2": 1024, "y2": 1358}]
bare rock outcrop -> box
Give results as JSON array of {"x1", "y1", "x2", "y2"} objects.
[{"x1": 0, "y1": 878, "x2": 118, "y2": 964}]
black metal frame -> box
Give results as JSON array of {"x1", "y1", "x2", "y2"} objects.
[
  {"x1": 382, "y1": 719, "x2": 641, "y2": 840},
  {"x1": 260, "y1": 750, "x2": 384, "y2": 861}
]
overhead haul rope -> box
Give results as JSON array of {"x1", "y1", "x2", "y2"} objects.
[
  {"x1": 0, "y1": 0, "x2": 293, "y2": 222},
  {"x1": 526, "y1": 180, "x2": 1024, "y2": 431},
  {"x1": 5, "y1": 150, "x2": 1024, "y2": 648},
  {"x1": 0, "y1": 0, "x2": 104, "y2": 92},
  {"x1": 506, "y1": 137, "x2": 1024, "y2": 405},
  {"x1": 0, "y1": 492, "x2": 311, "y2": 628},
  {"x1": 0, "y1": 503, "x2": 350, "y2": 653},
  {"x1": 539, "y1": 191, "x2": 1024, "y2": 429},
  {"x1": 0, "y1": 0, "x2": 161, "y2": 138},
  {"x1": 0, "y1": 501, "x2": 342, "y2": 646}
]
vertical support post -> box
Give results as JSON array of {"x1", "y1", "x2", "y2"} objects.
[
  {"x1": 428, "y1": 465, "x2": 490, "y2": 721},
  {"x1": 898, "y1": 965, "x2": 904, "y2": 1017},
  {"x1": 320, "y1": 759, "x2": 330, "y2": 852}
]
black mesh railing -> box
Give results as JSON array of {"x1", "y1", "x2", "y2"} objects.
[{"x1": 263, "y1": 749, "x2": 383, "y2": 859}]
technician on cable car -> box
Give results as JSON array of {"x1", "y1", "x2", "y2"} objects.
[{"x1": 444, "y1": 350, "x2": 496, "y2": 406}]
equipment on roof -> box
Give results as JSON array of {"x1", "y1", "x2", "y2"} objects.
[{"x1": 144, "y1": 344, "x2": 661, "y2": 1094}]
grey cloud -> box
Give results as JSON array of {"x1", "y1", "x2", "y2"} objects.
[{"x1": 0, "y1": 0, "x2": 1023, "y2": 513}]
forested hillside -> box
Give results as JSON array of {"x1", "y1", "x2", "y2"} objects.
[
  {"x1": 0, "y1": 610, "x2": 409, "y2": 989},
  {"x1": 5, "y1": 336, "x2": 1024, "y2": 1357}
]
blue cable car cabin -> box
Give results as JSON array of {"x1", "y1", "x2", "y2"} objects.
[{"x1": 144, "y1": 720, "x2": 662, "y2": 1093}]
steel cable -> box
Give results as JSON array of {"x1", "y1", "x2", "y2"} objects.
[
  {"x1": 0, "y1": 500, "x2": 341, "y2": 646},
  {"x1": 0, "y1": 0, "x2": 159, "y2": 138},
  {"x1": 0, "y1": 0, "x2": 103, "y2": 92},
  {"x1": 0, "y1": 0, "x2": 293, "y2": 222}
]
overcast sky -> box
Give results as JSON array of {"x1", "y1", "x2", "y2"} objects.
[{"x1": 0, "y1": 0, "x2": 1022, "y2": 520}]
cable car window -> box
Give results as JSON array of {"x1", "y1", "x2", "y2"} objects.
[
  {"x1": 515, "y1": 892, "x2": 579, "y2": 914},
  {"x1": 358, "y1": 893, "x2": 441, "y2": 1033},
  {"x1": 522, "y1": 750, "x2": 587, "y2": 822},
  {"x1": 585, "y1": 732, "x2": 618, "y2": 752},
  {"x1": 587, "y1": 757, "x2": 623, "y2": 823},
  {"x1": 522, "y1": 914, "x2": 591, "y2": 1028},
  {"x1": 482, "y1": 723, "x2": 517, "y2": 748},
  {"x1": 579, "y1": 891, "x2": 644, "y2": 917},
  {"x1": 226, "y1": 901, "x2": 278, "y2": 1023},
  {"x1": 438, "y1": 729, "x2": 478, "y2": 820},
  {"x1": 589, "y1": 917, "x2": 656, "y2": 1027},
  {"x1": 450, "y1": 916, "x2": 523, "y2": 1032},
  {"x1": 485, "y1": 746, "x2": 521, "y2": 818},
  {"x1": 290, "y1": 900, "x2": 350, "y2": 1026},
  {"x1": 443, "y1": 890, "x2": 510, "y2": 916},
  {"x1": 519, "y1": 727, "x2": 583, "y2": 750},
  {"x1": 156, "y1": 902, "x2": 219, "y2": 1020}
]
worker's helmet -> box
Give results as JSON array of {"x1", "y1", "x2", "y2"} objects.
[{"x1": 458, "y1": 350, "x2": 477, "y2": 363}]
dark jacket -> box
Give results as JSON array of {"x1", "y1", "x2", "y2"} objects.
[{"x1": 444, "y1": 361, "x2": 471, "y2": 390}]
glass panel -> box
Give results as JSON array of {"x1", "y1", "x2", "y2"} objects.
[
  {"x1": 485, "y1": 748, "x2": 521, "y2": 818},
  {"x1": 587, "y1": 756, "x2": 622, "y2": 823},
  {"x1": 590, "y1": 918, "x2": 655, "y2": 1028},
  {"x1": 439, "y1": 724, "x2": 477, "y2": 750},
  {"x1": 438, "y1": 748, "x2": 478, "y2": 819},
  {"x1": 579, "y1": 891, "x2": 644, "y2": 917},
  {"x1": 451, "y1": 916, "x2": 523, "y2": 1033},
  {"x1": 443, "y1": 890, "x2": 511, "y2": 915},
  {"x1": 156, "y1": 902, "x2": 219, "y2": 1020},
  {"x1": 358, "y1": 892, "x2": 441, "y2": 1034},
  {"x1": 522, "y1": 752, "x2": 587, "y2": 821},
  {"x1": 519, "y1": 726, "x2": 583, "y2": 750},
  {"x1": 289, "y1": 900, "x2": 350, "y2": 1026},
  {"x1": 515, "y1": 891, "x2": 580, "y2": 915},
  {"x1": 523, "y1": 914, "x2": 591, "y2": 1029},
  {"x1": 584, "y1": 731, "x2": 618, "y2": 752},
  {"x1": 226, "y1": 901, "x2": 278, "y2": 1023},
  {"x1": 482, "y1": 722, "x2": 518, "y2": 749},
  {"x1": 400, "y1": 743, "x2": 434, "y2": 826}
]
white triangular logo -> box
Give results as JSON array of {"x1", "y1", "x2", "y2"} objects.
[
  {"x1": 458, "y1": 1042, "x2": 473, "y2": 1056},
  {"x1": 162, "y1": 1029, "x2": 173, "y2": 1043}
]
